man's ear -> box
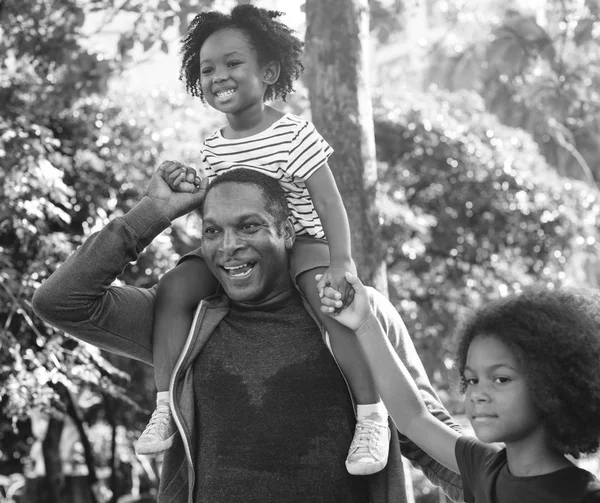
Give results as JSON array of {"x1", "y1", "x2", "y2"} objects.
[
  {"x1": 263, "y1": 61, "x2": 281, "y2": 86},
  {"x1": 283, "y1": 218, "x2": 295, "y2": 250}
]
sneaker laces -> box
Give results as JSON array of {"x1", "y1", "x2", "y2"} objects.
[
  {"x1": 141, "y1": 404, "x2": 171, "y2": 436},
  {"x1": 350, "y1": 419, "x2": 386, "y2": 457}
]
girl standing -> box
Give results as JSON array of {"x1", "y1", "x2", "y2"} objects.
[{"x1": 322, "y1": 273, "x2": 600, "y2": 501}]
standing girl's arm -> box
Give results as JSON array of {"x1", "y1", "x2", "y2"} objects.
[
  {"x1": 304, "y1": 163, "x2": 356, "y2": 302},
  {"x1": 320, "y1": 272, "x2": 462, "y2": 474}
]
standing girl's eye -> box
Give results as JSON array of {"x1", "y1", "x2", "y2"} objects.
[
  {"x1": 227, "y1": 61, "x2": 242, "y2": 67},
  {"x1": 493, "y1": 376, "x2": 511, "y2": 385},
  {"x1": 201, "y1": 67, "x2": 213, "y2": 75}
]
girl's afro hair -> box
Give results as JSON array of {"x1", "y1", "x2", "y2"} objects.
[
  {"x1": 180, "y1": 4, "x2": 304, "y2": 103},
  {"x1": 455, "y1": 286, "x2": 600, "y2": 457}
]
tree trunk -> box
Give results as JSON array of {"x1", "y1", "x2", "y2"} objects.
[
  {"x1": 42, "y1": 417, "x2": 65, "y2": 503},
  {"x1": 304, "y1": 0, "x2": 388, "y2": 296}
]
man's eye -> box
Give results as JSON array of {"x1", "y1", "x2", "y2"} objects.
[
  {"x1": 241, "y1": 223, "x2": 259, "y2": 231},
  {"x1": 203, "y1": 227, "x2": 219, "y2": 235}
]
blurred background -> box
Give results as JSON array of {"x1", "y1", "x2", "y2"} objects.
[{"x1": 2, "y1": 0, "x2": 600, "y2": 501}]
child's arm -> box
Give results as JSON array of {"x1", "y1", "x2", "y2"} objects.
[
  {"x1": 319, "y1": 272, "x2": 462, "y2": 474},
  {"x1": 304, "y1": 163, "x2": 356, "y2": 304}
]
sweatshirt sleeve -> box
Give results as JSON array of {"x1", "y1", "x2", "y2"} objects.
[
  {"x1": 368, "y1": 287, "x2": 464, "y2": 502},
  {"x1": 32, "y1": 197, "x2": 172, "y2": 365}
]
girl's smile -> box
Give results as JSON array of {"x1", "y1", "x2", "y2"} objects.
[{"x1": 199, "y1": 28, "x2": 271, "y2": 118}]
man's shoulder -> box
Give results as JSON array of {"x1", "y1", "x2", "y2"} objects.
[
  {"x1": 366, "y1": 287, "x2": 397, "y2": 320},
  {"x1": 365, "y1": 287, "x2": 409, "y2": 342}
]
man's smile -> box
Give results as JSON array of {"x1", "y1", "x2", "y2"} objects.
[{"x1": 222, "y1": 262, "x2": 255, "y2": 277}]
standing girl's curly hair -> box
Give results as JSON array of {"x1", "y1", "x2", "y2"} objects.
[
  {"x1": 180, "y1": 4, "x2": 304, "y2": 103},
  {"x1": 454, "y1": 287, "x2": 600, "y2": 458}
]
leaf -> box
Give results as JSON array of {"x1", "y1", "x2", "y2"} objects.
[
  {"x1": 117, "y1": 34, "x2": 135, "y2": 58},
  {"x1": 507, "y1": 14, "x2": 550, "y2": 45},
  {"x1": 143, "y1": 38, "x2": 155, "y2": 52},
  {"x1": 487, "y1": 36, "x2": 525, "y2": 77},
  {"x1": 163, "y1": 15, "x2": 175, "y2": 30},
  {"x1": 574, "y1": 18, "x2": 595, "y2": 46}
]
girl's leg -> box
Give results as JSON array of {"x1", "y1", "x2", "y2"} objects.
[
  {"x1": 153, "y1": 259, "x2": 218, "y2": 392},
  {"x1": 135, "y1": 258, "x2": 218, "y2": 455},
  {"x1": 297, "y1": 268, "x2": 390, "y2": 476}
]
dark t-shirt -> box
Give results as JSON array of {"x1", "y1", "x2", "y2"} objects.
[
  {"x1": 456, "y1": 436, "x2": 600, "y2": 503},
  {"x1": 192, "y1": 289, "x2": 370, "y2": 503}
]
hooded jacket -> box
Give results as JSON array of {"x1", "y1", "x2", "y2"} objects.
[{"x1": 32, "y1": 196, "x2": 463, "y2": 503}]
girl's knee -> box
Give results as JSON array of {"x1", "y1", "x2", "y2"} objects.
[{"x1": 156, "y1": 260, "x2": 212, "y2": 307}]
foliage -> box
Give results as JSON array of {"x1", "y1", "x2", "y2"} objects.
[
  {"x1": 374, "y1": 88, "x2": 600, "y2": 405},
  {"x1": 0, "y1": 0, "x2": 217, "y2": 487},
  {"x1": 425, "y1": 0, "x2": 600, "y2": 182}
]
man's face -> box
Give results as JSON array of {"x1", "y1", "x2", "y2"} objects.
[{"x1": 200, "y1": 182, "x2": 295, "y2": 305}]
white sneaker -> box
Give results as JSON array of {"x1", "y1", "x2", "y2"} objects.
[
  {"x1": 135, "y1": 403, "x2": 177, "y2": 456},
  {"x1": 345, "y1": 419, "x2": 391, "y2": 475}
]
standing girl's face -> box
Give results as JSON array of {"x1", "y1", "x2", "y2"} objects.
[
  {"x1": 199, "y1": 28, "x2": 272, "y2": 115},
  {"x1": 463, "y1": 335, "x2": 543, "y2": 447}
]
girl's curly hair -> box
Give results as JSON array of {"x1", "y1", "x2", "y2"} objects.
[
  {"x1": 180, "y1": 4, "x2": 304, "y2": 103},
  {"x1": 455, "y1": 287, "x2": 600, "y2": 458}
]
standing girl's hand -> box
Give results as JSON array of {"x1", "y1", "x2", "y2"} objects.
[
  {"x1": 316, "y1": 272, "x2": 373, "y2": 331},
  {"x1": 316, "y1": 260, "x2": 357, "y2": 309}
]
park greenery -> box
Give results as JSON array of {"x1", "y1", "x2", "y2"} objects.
[{"x1": 1, "y1": 0, "x2": 599, "y2": 501}]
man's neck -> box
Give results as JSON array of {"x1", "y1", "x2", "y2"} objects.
[{"x1": 231, "y1": 286, "x2": 299, "y2": 311}]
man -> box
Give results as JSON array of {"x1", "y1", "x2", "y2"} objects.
[{"x1": 33, "y1": 165, "x2": 462, "y2": 503}]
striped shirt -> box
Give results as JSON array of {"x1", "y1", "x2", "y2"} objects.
[{"x1": 201, "y1": 113, "x2": 333, "y2": 239}]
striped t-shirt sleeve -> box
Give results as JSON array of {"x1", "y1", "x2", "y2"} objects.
[{"x1": 287, "y1": 120, "x2": 333, "y2": 181}]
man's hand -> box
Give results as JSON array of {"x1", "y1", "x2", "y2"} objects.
[
  {"x1": 316, "y1": 272, "x2": 373, "y2": 331},
  {"x1": 316, "y1": 260, "x2": 357, "y2": 309},
  {"x1": 147, "y1": 161, "x2": 208, "y2": 221}
]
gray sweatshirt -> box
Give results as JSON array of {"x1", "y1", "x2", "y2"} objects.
[{"x1": 32, "y1": 196, "x2": 463, "y2": 503}]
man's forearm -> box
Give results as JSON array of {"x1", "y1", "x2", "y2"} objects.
[{"x1": 32, "y1": 197, "x2": 171, "y2": 365}]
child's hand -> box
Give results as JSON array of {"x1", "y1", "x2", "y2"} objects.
[
  {"x1": 162, "y1": 161, "x2": 203, "y2": 193},
  {"x1": 316, "y1": 260, "x2": 357, "y2": 309},
  {"x1": 316, "y1": 272, "x2": 372, "y2": 331}
]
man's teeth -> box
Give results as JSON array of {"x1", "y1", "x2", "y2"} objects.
[{"x1": 224, "y1": 263, "x2": 253, "y2": 277}]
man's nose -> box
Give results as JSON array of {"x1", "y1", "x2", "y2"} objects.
[{"x1": 219, "y1": 229, "x2": 244, "y2": 255}]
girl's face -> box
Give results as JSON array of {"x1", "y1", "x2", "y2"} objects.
[
  {"x1": 463, "y1": 335, "x2": 543, "y2": 447},
  {"x1": 199, "y1": 28, "x2": 273, "y2": 115}
]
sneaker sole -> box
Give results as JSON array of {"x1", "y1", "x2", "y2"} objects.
[
  {"x1": 345, "y1": 426, "x2": 391, "y2": 476},
  {"x1": 346, "y1": 458, "x2": 389, "y2": 476},
  {"x1": 135, "y1": 432, "x2": 177, "y2": 456}
]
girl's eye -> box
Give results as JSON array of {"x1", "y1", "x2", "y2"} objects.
[
  {"x1": 227, "y1": 61, "x2": 242, "y2": 67},
  {"x1": 494, "y1": 377, "x2": 511, "y2": 384},
  {"x1": 465, "y1": 377, "x2": 477, "y2": 386},
  {"x1": 201, "y1": 67, "x2": 213, "y2": 75}
]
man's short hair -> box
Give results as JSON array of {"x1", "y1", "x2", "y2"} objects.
[{"x1": 203, "y1": 169, "x2": 290, "y2": 231}]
